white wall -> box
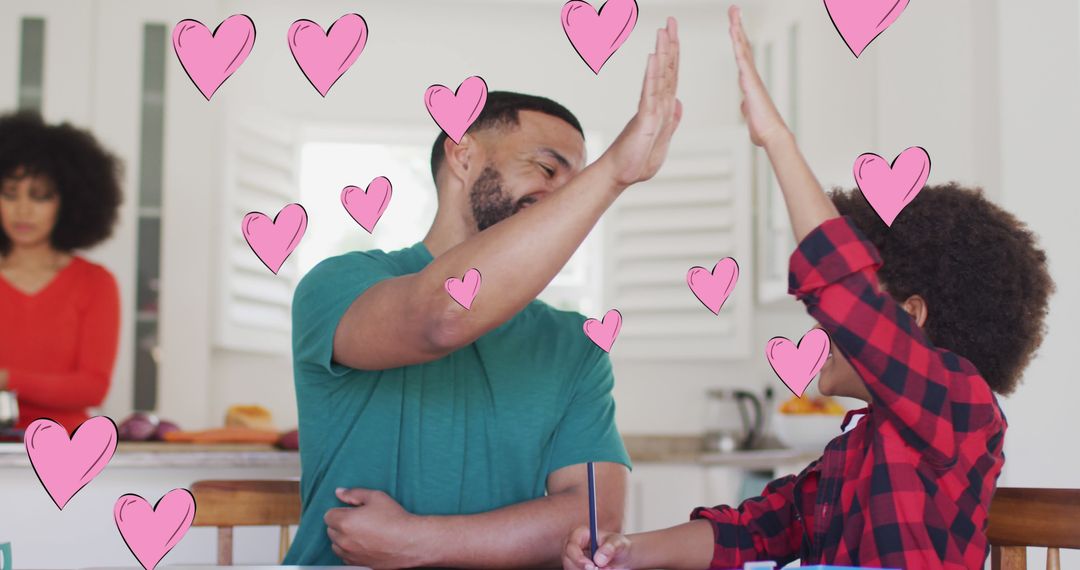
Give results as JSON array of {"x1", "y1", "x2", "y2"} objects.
[{"x1": 994, "y1": 0, "x2": 1080, "y2": 567}]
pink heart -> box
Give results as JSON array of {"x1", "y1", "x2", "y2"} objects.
[
  {"x1": 766, "y1": 329, "x2": 831, "y2": 397},
  {"x1": 341, "y1": 177, "x2": 392, "y2": 234},
  {"x1": 584, "y1": 309, "x2": 623, "y2": 353},
  {"x1": 425, "y1": 76, "x2": 489, "y2": 144},
  {"x1": 561, "y1": 0, "x2": 638, "y2": 74},
  {"x1": 687, "y1": 258, "x2": 740, "y2": 315},
  {"x1": 288, "y1": 14, "x2": 368, "y2": 97},
  {"x1": 824, "y1": 0, "x2": 909, "y2": 58},
  {"x1": 241, "y1": 203, "x2": 308, "y2": 274},
  {"x1": 172, "y1": 15, "x2": 256, "y2": 100},
  {"x1": 24, "y1": 416, "x2": 117, "y2": 510},
  {"x1": 853, "y1": 146, "x2": 931, "y2": 226},
  {"x1": 114, "y1": 489, "x2": 196, "y2": 570},
  {"x1": 445, "y1": 268, "x2": 482, "y2": 310}
]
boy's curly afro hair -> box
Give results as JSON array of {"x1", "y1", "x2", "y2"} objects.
[
  {"x1": 0, "y1": 110, "x2": 123, "y2": 255},
  {"x1": 830, "y1": 183, "x2": 1054, "y2": 395}
]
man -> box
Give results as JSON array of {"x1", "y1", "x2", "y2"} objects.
[{"x1": 284, "y1": 18, "x2": 682, "y2": 569}]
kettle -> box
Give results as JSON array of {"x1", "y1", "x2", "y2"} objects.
[
  {"x1": 0, "y1": 390, "x2": 18, "y2": 429},
  {"x1": 703, "y1": 388, "x2": 763, "y2": 452}
]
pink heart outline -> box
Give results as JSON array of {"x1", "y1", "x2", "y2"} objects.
[
  {"x1": 583, "y1": 308, "x2": 623, "y2": 353},
  {"x1": 172, "y1": 14, "x2": 256, "y2": 101},
  {"x1": 240, "y1": 203, "x2": 308, "y2": 275},
  {"x1": 114, "y1": 489, "x2": 197, "y2": 570},
  {"x1": 823, "y1": 0, "x2": 910, "y2": 58},
  {"x1": 424, "y1": 76, "x2": 489, "y2": 144},
  {"x1": 287, "y1": 13, "x2": 368, "y2": 97},
  {"x1": 24, "y1": 416, "x2": 118, "y2": 510},
  {"x1": 853, "y1": 146, "x2": 931, "y2": 227},
  {"x1": 687, "y1": 257, "x2": 740, "y2": 315},
  {"x1": 445, "y1": 268, "x2": 483, "y2": 310},
  {"x1": 765, "y1": 328, "x2": 832, "y2": 397},
  {"x1": 561, "y1": 0, "x2": 639, "y2": 75},
  {"x1": 341, "y1": 177, "x2": 392, "y2": 234}
]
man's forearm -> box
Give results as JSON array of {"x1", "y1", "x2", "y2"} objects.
[
  {"x1": 415, "y1": 489, "x2": 611, "y2": 569},
  {"x1": 418, "y1": 159, "x2": 623, "y2": 347},
  {"x1": 763, "y1": 131, "x2": 840, "y2": 243}
]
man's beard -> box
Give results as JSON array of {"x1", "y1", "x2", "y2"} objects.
[{"x1": 469, "y1": 166, "x2": 536, "y2": 231}]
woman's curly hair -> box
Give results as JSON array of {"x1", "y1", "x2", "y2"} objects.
[
  {"x1": 0, "y1": 110, "x2": 123, "y2": 255},
  {"x1": 830, "y1": 183, "x2": 1054, "y2": 395}
]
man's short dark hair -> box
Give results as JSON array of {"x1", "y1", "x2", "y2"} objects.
[
  {"x1": 429, "y1": 91, "x2": 584, "y2": 183},
  {"x1": 830, "y1": 183, "x2": 1054, "y2": 395},
  {"x1": 0, "y1": 110, "x2": 123, "y2": 255}
]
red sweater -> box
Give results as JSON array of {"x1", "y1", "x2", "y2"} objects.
[{"x1": 1, "y1": 256, "x2": 120, "y2": 434}]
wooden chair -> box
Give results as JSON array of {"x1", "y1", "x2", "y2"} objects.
[
  {"x1": 191, "y1": 479, "x2": 302, "y2": 565},
  {"x1": 988, "y1": 487, "x2": 1080, "y2": 570}
]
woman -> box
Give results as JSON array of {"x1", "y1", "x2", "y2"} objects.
[{"x1": 0, "y1": 110, "x2": 123, "y2": 433}]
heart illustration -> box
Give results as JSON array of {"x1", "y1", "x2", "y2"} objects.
[
  {"x1": 241, "y1": 203, "x2": 308, "y2": 274},
  {"x1": 24, "y1": 416, "x2": 117, "y2": 510},
  {"x1": 341, "y1": 177, "x2": 392, "y2": 233},
  {"x1": 425, "y1": 76, "x2": 489, "y2": 144},
  {"x1": 445, "y1": 268, "x2": 482, "y2": 310},
  {"x1": 687, "y1": 257, "x2": 739, "y2": 315},
  {"x1": 288, "y1": 14, "x2": 368, "y2": 97},
  {"x1": 114, "y1": 489, "x2": 197, "y2": 570},
  {"x1": 584, "y1": 309, "x2": 623, "y2": 352},
  {"x1": 766, "y1": 328, "x2": 831, "y2": 397},
  {"x1": 823, "y1": 0, "x2": 910, "y2": 58},
  {"x1": 853, "y1": 146, "x2": 931, "y2": 226},
  {"x1": 561, "y1": 0, "x2": 639, "y2": 74},
  {"x1": 172, "y1": 15, "x2": 256, "y2": 100}
]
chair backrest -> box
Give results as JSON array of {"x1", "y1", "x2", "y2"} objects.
[
  {"x1": 987, "y1": 487, "x2": 1080, "y2": 570},
  {"x1": 191, "y1": 479, "x2": 302, "y2": 566}
]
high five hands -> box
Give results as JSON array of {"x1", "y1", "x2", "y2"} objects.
[
  {"x1": 599, "y1": 17, "x2": 683, "y2": 188},
  {"x1": 728, "y1": 5, "x2": 791, "y2": 148}
]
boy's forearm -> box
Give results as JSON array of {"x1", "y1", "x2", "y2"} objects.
[
  {"x1": 419, "y1": 159, "x2": 623, "y2": 346},
  {"x1": 626, "y1": 520, "x2": 716, "y2": 570},
  {"x1": 763, "y1": 130, "x2": 841, "y2": 242}
]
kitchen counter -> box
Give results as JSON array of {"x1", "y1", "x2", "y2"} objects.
[
  {"x1": 1, "y1": 436, "x2": 820, "y2": 470},
  {"x1": 0, "y1": 441, "x2": 299, "y2": 468}
]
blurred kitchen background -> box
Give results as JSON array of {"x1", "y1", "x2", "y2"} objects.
[{"x1": 1, "y1": 0, "x2": 1077, "y2": 567}]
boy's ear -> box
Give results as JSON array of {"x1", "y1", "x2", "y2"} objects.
[{"x1": 902, "y1": 295, "x2": 929, "y2": 328}]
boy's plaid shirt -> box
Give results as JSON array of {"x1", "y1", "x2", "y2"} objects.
[{"x1": 691, "y1": 216, "x2": 1006, "y2": 569}]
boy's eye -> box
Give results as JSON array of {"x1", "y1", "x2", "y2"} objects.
[{"x1": 539, "y1": 164, "x2": 555, "y2": 177}]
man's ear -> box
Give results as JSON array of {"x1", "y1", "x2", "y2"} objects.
[
  {"x1": 901, "y1": 294, "x2": 929, "y2": 328},
  {"x1": 442, "y1": 133, "x2": 479, "y2": 183}
]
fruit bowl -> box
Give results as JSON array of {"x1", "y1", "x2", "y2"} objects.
[
  {"x1": 773, "y1": 413, "x2": 844, "y2": 450},
  {"x1": 773, "y1": 396, "x2": 847, "y2": 451}
]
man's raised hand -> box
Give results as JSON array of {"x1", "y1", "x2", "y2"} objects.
[{"x1": 599, "y1": 17, "x2": 683, "y2": 188}]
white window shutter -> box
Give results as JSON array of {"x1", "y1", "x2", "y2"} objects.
[
  {"x1": 602, "y1": 128, "x2": 752, "y2": 360},
  {"x1": 214, "y1": 109, "x2": 301, "y2": 353}
]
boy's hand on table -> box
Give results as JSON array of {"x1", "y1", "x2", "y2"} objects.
[
  {"x1": 728, "y1": 5, "x2": 791, "y2": 148},
  {"x1": 325, "y1": 487, "x2": 425, "y2": 569},
  {"x1": 563, "y1": 526, "x2": 633, "y2": 570}
]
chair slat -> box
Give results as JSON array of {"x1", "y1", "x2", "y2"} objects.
[
  {"x1": 192, "y1": 479, "x2": 301, "y2": 527},
  {"x1": 987, "y1": 488, "x2": 1080, "y2": 549}
]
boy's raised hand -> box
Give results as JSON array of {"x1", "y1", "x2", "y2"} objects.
[
  {"x1": 598, "y1": 17, "x2": 683, "y2": 189},
  {"x1": 728, "y1": 5, "x2": 790, "y2": 147},
  {"x1": 563, "y1": 526, "x2": 633, "y2": 570}
]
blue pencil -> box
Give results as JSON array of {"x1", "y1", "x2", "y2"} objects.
[{"x1": 588, "y1": 461, "x2": 599, "y2": 562}]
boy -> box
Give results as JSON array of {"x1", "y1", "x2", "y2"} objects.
[{"x1": 563, "y1": 6, "x2": 1053, "y2": 570}]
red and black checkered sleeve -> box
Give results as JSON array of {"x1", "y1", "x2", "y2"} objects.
[
  {"x1": 688, "y1": 473, "x2": 806, "y2": 569},
  {"x1": 788, "y1": 216, "x2": 998, "y2": 464}
]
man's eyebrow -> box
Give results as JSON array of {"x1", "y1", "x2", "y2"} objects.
[{"x1": 538, "y1": 147, "x2": 573, "y2": 170}]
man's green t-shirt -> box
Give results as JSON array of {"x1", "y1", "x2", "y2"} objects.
[{"x1": 283, "y1": 242, "x2": 631, "y2": 565}]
